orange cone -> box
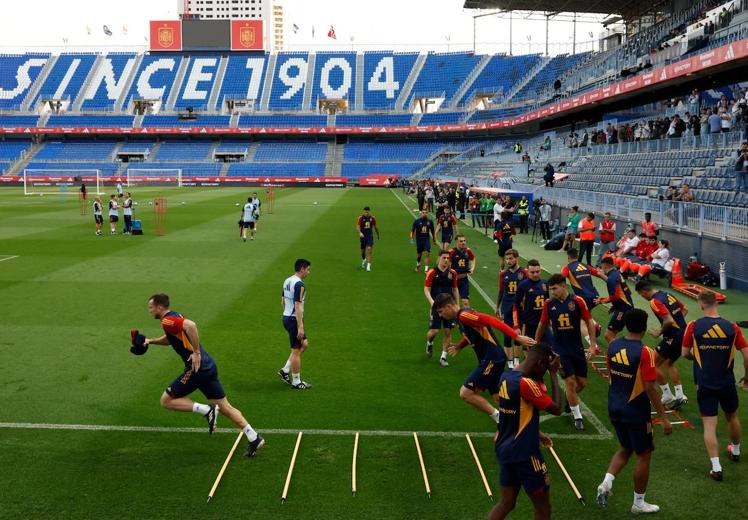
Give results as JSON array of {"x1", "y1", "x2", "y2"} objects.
[{"x1": 639, "y1": 265, "x2": 652, "y2": 277}]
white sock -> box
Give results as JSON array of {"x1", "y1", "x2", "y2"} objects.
[
  {"x1": 440, "y1": 351, "x2": 447, "y2": 360},
  {"x1": 634, "y1": 492, "x2": 646, "y2": 507},
  {"x1": 427, "y1": 339, "x2": 434, "y2": 347},
  {"x1": 491, "y1": 409, "x2": 500, "y2": 423},
  {"x1": 292, "y1": 372, "x2": 301, "y2": 385},
  {"x1": 570, "y1": 405, "x2": 582, "y2": 420},
  {"x1": 603, "y1": 472, "x2": 615, "y2": 489},
  {"x1": 674, "y1": 384, "x2": 684, "y2": 399},
  {"x1": 584, "y1": 335, "x2": 591, "y2": 346},
  {"x1": 660, "y1": 384, "x2": 674, "y2": 400},
  {"x1": 424, "y1": 265, "x2": 429, "y2": 272},
  {"x1": 192, "y1": 403, "x2": 211, "y2": 415},
  {"x1": 731, "y1": 443, "x2": 741, "y2": 455},
  {"x1": 513, "y1": 357, "x2": 520, "y2": 365},
  {"x1": 282, "y1": 358, "x2": 291, "y2": 373},
  {"x1": 242, "y1": 423, "x2": 258, "y2": 442},
  {"x1": 711, "y1": 457, "x2": 722, "y2": 472}
]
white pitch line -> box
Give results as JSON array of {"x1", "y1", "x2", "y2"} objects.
[
  {"x1": 0, "y1": 421, "x2": 609, "y2": 440},
  {"x1": 0, "y1": 255, "x2": 19, "y2": 263},
  {"x1": 393, "y1": 189, "x2": 612, "y2": 440}
]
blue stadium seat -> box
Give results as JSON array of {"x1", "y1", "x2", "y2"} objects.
[
  {"x1": 216, "y1": 55, "x2": 267, "y2": 109},
  {"x1": 0, "y1": 53, "x2": 50, "y2": 109},
  {"x1": 80, "y1": 53, "x2": 138, "y2": 110},
  {"x1": 361, "y1": 52, "x2": 418, "y2": 110},
  {"x1": 310, "y1": 53, "x2": 357, "y2": 108},
  {"x1": 29, "y1": 54, "x2": 98, "y2": 108}
]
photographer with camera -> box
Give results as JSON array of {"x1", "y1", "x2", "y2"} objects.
[{"x1": 735, "y1": 141, "x2": 748, "y2": 193}]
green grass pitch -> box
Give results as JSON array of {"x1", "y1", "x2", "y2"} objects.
[{"x1": 1, "y1": 186, "x2": 747, "y2": 519}]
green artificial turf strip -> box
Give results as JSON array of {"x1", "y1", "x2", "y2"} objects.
[{"x1": 0, "y1": 186, "x2": 746, "y2": 519}]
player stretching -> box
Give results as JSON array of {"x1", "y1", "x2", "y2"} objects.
[
  {"x1": 433, "y1": 293, "x2": 535, "y2": 424},
  {"x1": 424, "y1": 250, "x2": 460, "y2": 367},
  {"x1": 240, "y1": 197, "x2": 257, "y2": 241},
  {"x1": 356, "y1": 206, "x2": 380, "y2": 272},
  {"x1": 535, "y1": 274, "x2": 598, "y2": 431},
  {"x1": 488, "y1": 343, "x2": 563, "y2": 520},
  {"x1": 635, "y1": 281, "x2": 689, "y2": 408},
  {"x1": 135, "y1": 293, "x2": 264, "y2": 457},
  {"x1": 435, "y1": 206, "x2": 458, "y2": 249},
  {"x1": 278, "y1": 259, "x2": 313, "y2": 389},
  {"x1": 682, "y1": 291, "x2": 748, "y2": 481},
  {"x1": 514, "y1": 259, "x2": 551, "y2": 343},
  {"x1": 596, "y1": 309, "x2": 671, "y2": 514},
  {"x1": 561, "y1": 248, "x2": 604, "y2": 345},
  {"x1": 497, "y1": 249, "x2": 527, "y2": 368},
  {"x1": 596, "y1": 257, "x2": 635, "y2": 346},
  {"x1": 449, "y1": 234, "x2": 475, "y2": 306},
  {"x1": 411, "y1": 209, "x2": 436, "y2": 273}
]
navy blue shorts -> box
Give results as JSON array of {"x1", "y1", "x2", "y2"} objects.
[
  {"x1": 429, "y1": 307, "x2": 454, "y2": 330},
  {"x1": 360, "y1": 235, "x2": 373, "y2": 248},
  {"x1": 457, "y1": 277, "x2": 470, "y2": 299},
  {"x1": 109, "y1": 215, "x2": 119, "y2": 223},
  {"x1": 166, "y1": 364, "x2": 225, "y2": 400},
  {"x1": 581, "y1": 295, "x2": 598, "y2": 311},
  {"x1": 441, "y1": 232, "x2": 453, "y2": 244},
  {"x1": 559, "y1": 351, "x2": 588, "y2": 379},
  {"x1": 464, "y1": 358, "x2": 505, "y2": 395},
  {"x1": 612, "y1": 420, "x2": 654, "y2": 454},
  {"x1": 242, "y1": 221, "x2": 255, "y2": 229},
  {"x1": 697, "y1": 385, "x2": 739, "y2": 417},
  {"x1": 498, "y1": 242, "x2": 513, "y2": 257},
  {"x1": 656, "y1": 333, "x2": 683, "y2": 363},
  {"x1": 94, "y1": 215, "x2": 103, "y2": 224},
  {"x1": 607, "y1": 310, "x2": 627, "y2": 332},
  {"x1": 499, "y1": 455, "x2": 550, "y2": 495},
  {"x1": 416, "y1": 238, "x2": 431, "y2": 254},
  {"x1": 283, "y1": 316, "x2": 306, "y2": 349},
  {"x1": 500, "y1": 309, "x2": 515, "y2": 348},
  {"x1": 523, "y1": 322, "x2": 551, "y2": 344}
]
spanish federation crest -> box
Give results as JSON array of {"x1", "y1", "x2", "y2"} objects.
[
  {"x1": 158, "y1": 26, "x2": 174, "y2": 47},
  {"x1": 568, "y1": 301, "x2": 576, "y2": 312},
  {"x1": 240, "y1": 26, "x2": 255, "y2": 47},
  {"x1": 517, "y1": 272, "x2": 525, "y2": 281}
]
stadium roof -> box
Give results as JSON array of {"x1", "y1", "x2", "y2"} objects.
[{"x1": 463, "y1": 0, "x2": 668, "y2": 18}]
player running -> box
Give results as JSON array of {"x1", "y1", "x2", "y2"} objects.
[
  {"x1": 488, "y1": 343, "x2": 563, "y2": 520},
  {"x1": 93, "y1": 196, "x2": 103, "y2": 236},
  {"x1": 433, "y1": 293, "x2": 536, "y2": 424},
  {"x1": 278, "y1": 259, "x2": 313, "y2": 389},
  {"x1": 134, "y1": 293, "x2": 264, "y2": 457},
  {"x1": 435, "y1": 206, "x2": 458, "y2": 249},
  {"x1": 410, "y1": 208, "x2": 437, "y2": 273},
  {"x1": 356, "y1": 206, "x2": 380, "y2": 272},
  {"x1": 240, "y1": 197, "x2": 257, "y2": 241},
  {"x1": 596, "y1": 257, "x2": 635, "y2": 346},
  {"x1": 561, "y1": 248, "x2": 604, "y2": 345},
  {"x1": 514, "y1": 259, "x2": 551, "y2": 344},
  {"x1": 682, "y1": 291, "x2": 748, "y2": 481},
  {"x1": 449, "y1": 234, "x2": 475, "y2": 306},
  {"x1": 635, "y1": 280, "x2": 689, "y2": 409},
  {"x1": 596, "y1": 309, "x2": 671, "y2": 514},
  {"x1": 535, "y1": 274, "x2": 598, "y2": 431},
  {"x1": 493, "y1": 211, "x2": 516, "y2": 270},
  {"x1": 424, "y1": 250, "x2": 460, "y2": 367},
  {"x1": 497, "y1": 249, "x2": 527, "y2": 368}
]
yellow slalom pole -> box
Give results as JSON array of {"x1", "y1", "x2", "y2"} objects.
[
  {"x1": 281, "y1": 432, "x2": 303, "y2": 504},
  {"x1": 352, "y1": 432, "x2": 360, "y2": 497},
  {"x1": 465, "y1": 434, "x2": 493, "y2": 501},
  {"x1": 549, "y1": 445, "x2": 586, "y2": 506},
  {"x1": 412, "y1": 432, "x2": 431, "y2": 498},
  {"x1": 206, "y1": 431, "x2": 243, "y2": 503}
]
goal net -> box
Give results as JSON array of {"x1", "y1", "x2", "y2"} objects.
[
  {"x1": 126, "y1": 168, "x2": 183, "y2": 187},
  {"x1": 23, "y1": 169, "x2": 102, "y2": 196}
]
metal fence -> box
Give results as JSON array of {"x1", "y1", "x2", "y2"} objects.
[{"x1": 531, "y1": 186, "x2": 748, "y2": 243}]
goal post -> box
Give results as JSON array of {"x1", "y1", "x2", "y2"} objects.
[
  {"x1": 126, "y1": 168, "x2": 183, "y2": 187},
  {"x1": 23, "y1": 169, "x2": 102, "y2": 196}
]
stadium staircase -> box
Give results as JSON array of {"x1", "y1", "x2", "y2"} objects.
[
  {"x1": 114, "y1": 54, "x2": 144, "y2": 112},
  {"x1": 208, "y1": 56, "x2": 229, "y2": 112},
  {"x1": 165, "y1": 57, "x2": 190, "y2": 111},
  {"x1": 8, "y1": 141, "x2": 44, "y2": 176},
  {"x1": 395, "y1": 54, "x2": 426, "y2": 110},
  {"x1": 355, "y1": 53, "x2": 365, "y2": 111},
  {"x1": 21, "y1": 56, "x2": 57, "y2": 112},
  {"x1": 302, "y1": 53, "x2": 316, "y2": 112},
  {"x1": 259, "y1": 53, "x2": 277, "y2": 111},
  {"x1": 229, "y1": 113, "x2": 240, "y2": 127},
  {"x1": 503, "y1": 56, "x2": 552, "y2": 103},
  {"x1": 410, "y1": 112, "x2": 423, "y2": 126},
  {"x1": 325, "y1": 142, "x2": 343, "y2": 177},
  {"x1": 447, "y1": 54, "x2": 492, "y2": 110},
  {"x1": 133, "y1": 114, "x2": 144, "y2": 127}
]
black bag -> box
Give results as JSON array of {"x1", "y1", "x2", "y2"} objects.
[
  {"x1": 544, "y1": 233, "x2": 564, "y2": 250},
  {"x1": 700, "y1": 273, "x2": 719, "y2": 287}
]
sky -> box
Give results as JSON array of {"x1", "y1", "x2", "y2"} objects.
[{"x1": 0, "y1": 0, "x2": 609, "y2": 55}]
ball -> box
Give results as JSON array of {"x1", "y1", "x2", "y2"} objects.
[
  {"x1": 39, "y1": 193, "x2": 44, "y2": 197},
  {"x1": 133, "y1": 201, "x2": 138, "y2": 206},
  {"x1": 148, "y1": 201, "x2": 153, "y2": 205},
  {"x1": 235, "y1": 203, "x2": 240, "y2": 206},
  {"x1": 181, "y1": 202, "x2": 185, "y2": 205},
  {"x1": 313, "y1": 202, "x2": 318, "y2": 205}
]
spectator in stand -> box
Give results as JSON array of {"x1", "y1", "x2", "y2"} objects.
[
  {"x1": 581, "y1": 130, "x2": 589, "y2": 147},
  {"x1": 577, "y1": 212, "x2": 596, "y2": 265},
  {"x1": 667, "y1": 115, "x2": 686, "y2": 138},
  {"x1": 735, "y1": 142, "x2": 748, "y2": 193},
  {"x1": 700, "y1": 108, "x2": 711, "y2": 137},
  {"x1": 539, "y1": 199, "x2": 552, "y2": 242},
  {"x1": 598, "y1": 212, "x2": 616, "y2": 266},
  {"x1": 689, "y1": 112, "x2": 701, "y2": 136},
  {"x1": 688, "y1": 89, "x2": 701, "y2": 115},
  {"x1": 665, "y1": 185, "x2": 678, "y2": 201},
  {"x1": 708, "y1": 108, "x2": 722, "y2": 134},
  {"x1": 676, "y1": 184, "x2": 695, "y2": 202},
  {"x1": 543, "y1": 163, "x2": 555, "y2": 187}
]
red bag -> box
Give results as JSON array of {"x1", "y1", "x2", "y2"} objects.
[{"x1": 686, "y1": 262, "x2": 711, "y2": 281}]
